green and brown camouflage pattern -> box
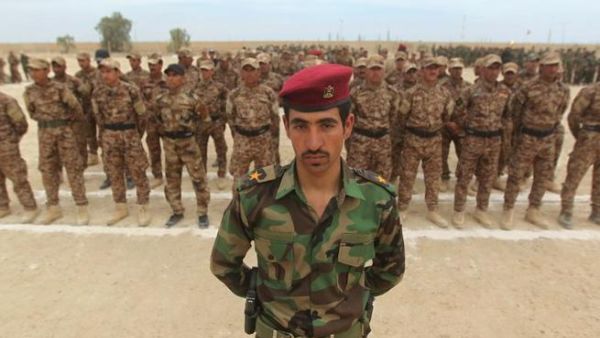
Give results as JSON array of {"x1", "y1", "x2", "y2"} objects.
[{"x1": 210, "y1": 160, "x2": 405, "y2": 337}]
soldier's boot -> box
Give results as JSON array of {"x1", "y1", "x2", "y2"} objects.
[
  {"x1": 544, "y1": 180, "x2": 562, "y2": 194},
  {"x1": 500, "y1": 209, "x2": 514, "y2": 231},
  {"x1": 107, "y1": 203, "x2": 128, "y2": 226},
  {"x1": 137, "y1": 204, "x2": 151, "y2": 227},
  {"x1": 99, "y1": 177, "x2": 111, "y2": 190},
  {"x1": 0, "y1": 206, "x2": 11, "y2": 219},
  {"x1": 126, "y1": 177, "x2": 135, "y2": 190},
  {"x1": 149, "y1": 177, "x2": 163, "y2": 189},
  {"x1": 468, "y1": 180, "x2": 477, "y2": 197},
  {"x1": 525, "y1": 206, "x2": 549, "y2": 229},
  {"x1": 588, "y1": 210, "x2": 600, "y2": 226},
  {"x1": 87, "y1": 153, "x2": 99, "y2": 166},
  {"x1": 20, "y1": 208, "x2": 39, "y2": 224},
  {"x1": 557, "y1": 212, "x2": 573, "y2": 229},
  {"x1": 473, "y1": 208, "x2": 493, "y2": 229},
  {"x1": 452, "y1": 211, "x2": 465, "y2": 229},
  {"x1": 440, "y1": 179, "x2": 450, "y2": 193},
  {"x1": 165, "y1": 213, "x2": 183, "y2": 228},
  {"x1": 216, "y1": 177, "x2": 228, "y2": 190},
  {"x1": 76, "y1": 205, "x2": 90, "y2": 226},
  {"x1": 198, "y1": 214, "x2": 209, "y2": 229},
  {"x1": 39, "y1": 205, "x2": 63, "y2": 225},
  {"x1": 493, "y1": 177, "x2": 506, "y2": 191},
  {"x1": 427, "y1": 210, "x2": 448, "y2": 229}
]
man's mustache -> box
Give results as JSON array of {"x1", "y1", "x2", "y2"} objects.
[{"x1": 301, "y1": 150, "x2": 329, "y2": 157}]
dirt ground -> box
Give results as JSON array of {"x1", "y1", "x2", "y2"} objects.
[{"x1": 1, "y1": 54, "x2": 600, "y2": 337}]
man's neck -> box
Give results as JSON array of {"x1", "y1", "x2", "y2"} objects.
[{"x1": 295, "y1": 159, "x2": 341, "y2": 199}]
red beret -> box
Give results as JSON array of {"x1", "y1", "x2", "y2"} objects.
[
  {"x1": 398, "y1": 43, "x2": 407, "y2": 52},
  {"x1": 307, "y1": 49, "x2": 323, "y2": 56},
  {"x1": 279, "y1": 64, "x2": 352, "y2": 112}
]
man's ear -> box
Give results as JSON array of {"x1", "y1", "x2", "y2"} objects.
[{"x1": 344, "y1": 113, "x2": 355, "y2": 140}]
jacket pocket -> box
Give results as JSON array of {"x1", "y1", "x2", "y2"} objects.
[
  {"x1": 336, "y1": 233, "x2": 375, "y2": 291},
  {"x1": 254, "y1": 228, "x2": 295, "y2": 290}
]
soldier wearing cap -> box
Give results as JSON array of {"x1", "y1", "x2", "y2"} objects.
[
  {"x1": 213, "y1": 52, "x2": 239, "y2": 91},
  {"x1": 125, "y1": 52, "x2": 150, "y2": 90},
  {"x1": 226, "y1": 58, "x2": 280, "y2": 188},
  {"x1": 349, "y1": 57, "x2": 367, "y2": 90},
  {"x1": 8, "y1": 52, "x2": 22, "y2": 84},
  {"x1": 440, "y1": 58, "x2": 472, "y2": 192},
  {"x1": 139, "y1": 53, "x2": 168, "y2": 189},
  {"x1": 385, "y1": 51, "x2": 408, "y2": 88},
  {"x1": 154, "y1": 64, "x2": 210, "y2": 228},
  {"x1": 401, "y1": 63, "x2": 418, "y2": 90},
  {"x1": 211, "y1": 63, "x2": 405, "y2": 338},
  {"x1": 436, "y1": 56, "x2": 449, "y2": 83},
  {"x1": 502, "y1": 52, "x2": 570, "y2": 229},
  {"x1": 397, "y1": 56, "x2": 454, "y2": 227},
  {"x1": 334, "y1": 46, "x2": 354, "y2": 67},
  {"x1": 257, "y1": 52, "x2": 285, "y2": 165},
  {"x1": 347, "y1": 55, "x2": 400, "y2": 181},
  {"x1": 177, "y1": 48, "x2": 199, "y2": 90},
  {"x1": 0, "y1": 90, "x2": 39, "y2": 223},
  {"x1": 195, "y1": 59, "x2": 229, "y2": 189},
  {"x1": 451, "y1": 54, "x2": 511, "y2": 228},
  {"x1": 92, "y1": 58, "x2": 151, "y2": 226},
  {"x1": 75, "y1": 52, "x2": 101, "y2": 166},
  {"x1": 520, "y1": 52, "x2": 540, "y2": 83},
  {"x1": 275, "y1": 50, "x2": 297, "y2": 79},
  {"x1": 24, "y1": 58, "x2": 89, "y2": 225}
]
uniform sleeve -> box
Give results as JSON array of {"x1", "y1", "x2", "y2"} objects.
[
  {"x1": 509, "y1": 85, "x2": 527, "y2": 128},
  {"x1": 453, "y1": 86, "x2": 471, "y2": 127},
  {"x1": 91, "y1": 92, "x2": 104, "y2": 128},
  {"x1": 210, "y1": 194, "x2": 253, "y2": 298},
  {"x1": 129, "y1": 86, "x2": 146, "y2": 116},
  {"x1": 23, "y1": 90, "x2": 37, "y2": 121},
  {"x1": 226, "y1": 91, "x2": 235, "y2": 126},
  {"x1": 397, "y1": 91, "x2": 411, "y2": 128},
  {"x1": 5, "y1": 97, "x2": 28, "y2": 136},
  {"x1": 365, "y1": 197, "x2": 405, "y2": 296},
  {"x1": 62, "y1": 86, "x2": 85, "y2": 121},
  {"x1": 568, "y1": 86, "x2": 594, "y2": 137},
  {"x1": 389, "y1": 88, "x2": 401, "y2": 132},
  {"x1": 219, "y1": 86, "x2": 228, "y2": 121},
  {"x1": 442, "y1": 90, "x2": 454, "y2": 124},
  {"x1": 270, "y1": 90, "x2": 280, "y2": 136}
]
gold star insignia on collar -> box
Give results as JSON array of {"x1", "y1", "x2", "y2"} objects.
[
  {"x1": 323, "y1": 85, "x2": 334, "y2": 99},
  {"x1": 377, "y1": 175, "x2": 387, "y2": 184},
  {"x1": 249, "y1": 171, "x2": 261, "y2": 181}
]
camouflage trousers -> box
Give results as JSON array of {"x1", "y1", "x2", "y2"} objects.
[
  {"x1": 10, "y1": 67, "x2": 21, "y2": 83},
  {"x1": 230, "y1": 132, "x2": 274, "y2": 181},
  {"x1": 38, "y1": 126, "x2": 88, "y2": 206},
  {"x1": 163, "y1": 137, "x2": 210, "y2": 215},
  {"x1": 397, "y1": 133, "x2": 442, "y2": 211},
  {"x1": 497, "y1": 124, "x2": 513, "y2": 177},
  {"x1": 0, "y1": 148, "x2": 37, "y2": 210},
  {"x1": 85, "y1": 108, "x2": 99, "y2": 155},
  {"x1": 101, "y1": 129, "x2": 149, "y2": 205},
  {"x1": 72, "y1": 121, "x2": 88, "y2": 169},
  {"x1": 522, "y1": 125, "x2": 564, "y2": 181},
  {"x1": 196, "y1": 120, "x2": 228, "y2": 178},
  {"x1": 454, "y1": 136, "x2": 501, "y2": 212},
  {"x1": 561, "y1": 131, "x2": 600, "y2": 214},
  {"x1": 346, "y1": 133, "x2": 392, "y2": 180},
  {"x1": 441, "y1": 130, "x2": 462, "y2": 180},
  {"x1": 145, "y1": 119, "x2": 162, "y2": 179},
  {"x1": 390, "y1": 131, "x2": 404, "y2": 181},
  {"x1": 504, "y1": 133, "x2": 555, "y2": 210}
]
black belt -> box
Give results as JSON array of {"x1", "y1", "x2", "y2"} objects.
[
  {"x1": 163, "y1": 131, "x2": 193, "y2": 139},
  {"x1": 234, "y1": 125, "x2": 270, "y2": 137},
  {"x1": 465, "y1": 127, "x2": 502, "y2": 138},
  {"x1": 103, "y1": 123, "x2": 136, "y2": 131},
  {"x1": 38, "y1": 119, "x2": 70, "y2": 129},
  {"x1": 583, "y1": 125, "x2": 600, "y2": 132},
  {"x1": 406, "y1": 126, "x2": 441, "y2": 138},
  {"x1": 521, "y1": 124, "x2": 557, "y2": 138},
  {"x1": 353, "y1": 127, "x2": 389, "y2": 138}
]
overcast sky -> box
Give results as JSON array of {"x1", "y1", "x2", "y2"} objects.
[{"x1": 1, "y1": 0, "x2": 599, "y2": 44}]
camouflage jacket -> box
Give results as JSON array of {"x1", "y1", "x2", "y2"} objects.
[
  {"x1": 260, "y1": 72, "x2": 284, "y2": 93},
  {"x1": 214, "y1": 67, "x2": 239, "y2": 91},
  {"x1": 567, "y1": 82, "x2": 600, "y2": 137},
  {"x1": 276, "y1": 59, "x2": 298, "y2": 77},
  {"x1": 125, "y1": 68, "x2": 150, "y2": 90},
  {"x1": 440, "y1": 77, "x2": 472, "y2": 103},
  {"x1": 91, "y1": 81, "x2": 146, "y2": 127},
  {"x1": 455, "y1": 80, "x2": 511, "y2": 131},
  {"x1": 350, "y1": 82, "x2": 400, "y2": 131},
  {"x1": 384, "y1": 69, "x2": 404, "y2": 87},
  {"x1": 23, "y1": 80, "x2": 84, "y2": 122},
  {"x1": 74, "y1": 67, "x2": 99, "y2": 108},
  {"x1": 154, "y1": 87, "x2": 207, "y2": 133},
  {"x1": 195, "y1": 79, "x2": 228, "y2": 121},
  {"x1": 226, "y1": 84, "x2": 279, "y2": 132},
  {"x1": 0, "y1": 91, "x2": 28, "y2": 157},
  {"x1": 182, "y1": 65, "x2": 200, "y2": 91},
  {"x1": 509, "y1": 77, "x2": 570, "y2": 130},
  {"x1": 399, "y1": 82, "x2": 454, "y2": 132},
  {"x1": 140, "y1": 74, "x2": 168, "y2": 116},
  {"x1": 52, "y1": 74, "x2": 86, "y2": 102},
  {"x1": 210, "y1": 160, "x2": 405, "y2": 337}
]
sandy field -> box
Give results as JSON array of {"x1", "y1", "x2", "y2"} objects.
[{"x1": 1, "y1": 54, "x2": 599, "y2": 337}]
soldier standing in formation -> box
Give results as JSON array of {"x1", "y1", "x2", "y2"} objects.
[
  {"x1": 74, "y1": 52, "x2": 101, "y2": 166},
  {"x1": 0, "y1": 91, "x2": 39, "y2": 223},
  {"x1": 349, "y1": 57, "x2": 367, "y2": 89},
  {"x1": 384, "y1": 51, "x2": 407, "y2": 87},
  {"x1": 154, "y1": 64, "x2": 210, "y2": 228},
  {"x1": 177, "y1": 48, "x2": 200, "y2": 91},
  {"x1": 257, "y1": 52, "x2": 284, "y2": 165},
  {"x1": 8, "y1": 52, "x2": 22, "y2": 83},
  {"x1": 23, "y1": 58, "x2": 89, "y2": 225},
  {"x1": 92, "y1": 59, "x2": 151, "y2": 226},
  {"x1": 213, "y1": 52, "x2": 239, "y2": 91}
]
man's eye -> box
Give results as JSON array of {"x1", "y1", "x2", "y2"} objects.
[
  {"x1": 294, "y1": 124, "x2": 307, "y2": 130},
  {"x1": 322, "y1": 123, "x2": 335, "y2": 129}
]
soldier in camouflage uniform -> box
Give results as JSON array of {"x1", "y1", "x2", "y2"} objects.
[
  {"x1": 227, "y1": 58, "x2": 279, "y2": 188},
  {"x1": 347, "y1": 55, "x2": 400, "y2": 181},
  {"x1": 0, "y1": 57, "x2": 7, "y2": 84},
  {"x1": 177, "y1": 48, "x2": 199, "y2": 91},
  {"x1": 8, "y1": 52, "x2": 22, "y2": 83},
  {"x1": 24, "y1": 58, "x2": 89, "y2": 225},
  {"x1": 92, "y1": 58, "x2": 151, "y2": 226},
  {"x1": 275, "y1": 50, "x2": 297, "y2": 79},
  {"x1": 213, "y1": 52, "x2": 239, "y2": 91},
  {"x1": 451, "y1": 55, "x2": 511, "y2": 228},
  {"x1": 520, "y1": 53, "x2": 539, "y2": 83},
  {"x1": 558, "y1": 82, "x2": 600, "y2": 229},
  {"x1": 75, "y1": 52, "x2": 101, "y2": 166},
  {"x1": 384, "y1": 51, "x2": 407, "y2": 87},
  {"x1": 155, "y1": 64, "x2": 210, "y2": 228},
  {"x1": 125, "y1": 52, "x2": 150, "y2": 89},
  {"x1": 400, "y1": 63, "x2": 418, "y2": 91},
  {"x1": 349, "y1": 57, "x2": 367, "y2": 90},
  {"x1": 211, "y1": 63, "x2": 404, "y2": 338},
  {"x1": 195, "y1": 60, "x2": 229, "y2": 188},
  {"x1": 397, "y1": 57, "x2": 454, "y2": 228},
  {"x1": 502, "y1": 52, "x2": 570, "y2": 230},
  {"x1": 257, "y1": 53, "x2": 284, "y2": 166},
  {"x1": 0, "y1": 91, "x2": 39, "y2": 223}
]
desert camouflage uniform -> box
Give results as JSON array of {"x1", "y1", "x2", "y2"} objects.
[
  {"x1": 227, "y1": 84, "x2": 279, "y2": 183},
  {"x1": 0, "y1": 92, "x2": 37, "y2": 211},
  {"x1": 441, "y1": 77, "x2": 472, "y2": 181},
  {"x1": 195, "y1": 79, "x2": 229, "y2": 177},
  {"x1": 125, "y1": 68, "x2": 150, "y2": 90},
  {"x1": 24, "y1": 81, "x2": 88, "y2": 207},
  {"x1": 276, "y1": 58, "x2": 298, "y2": 79},
  {"x1": 182, "y1": 65, "x2": 200, "y2": 91},
  {"x1": 453, "y1": 80, "x2": 511, "y2": 212},
  {"x1": 384, "y1": 69, "x2": 404, "y2": 87},
  {"x1": 504, "y1": 78, "x2": 570, "y2": 210},
  {"x1": 92, "y1": 81, "x2": 150, "y2": 205},
  {"x1": 397, "y1": 82, "x2": 453, "y2": 211},
  {"x1": 155, "y1": 87, "x2": 210, "y2": 216},
  {"x1": 75, "y1": 67, "x2": 100, "y2": 157},
  {"x1": 260, "y1": 71, "x2": 284, "y2": 165},
  {"x1": 140, "y1": 74, "x2": 168, "y2": 180},
  {"x1": 347, "y1": 82, "x2": 400, "y2": 180},
  {"x1": 8, "y1": 53, "x2": 22, "y2": 83},
  {"x1": 497, "y1": 78, "x2": 522, "y2": 177},
  {"x1": 210, "y1": 161, "x2": 405, "y2": 337},
  {"x1": 561, "y1": 83, "x2": 600, "y2": 215},
  {"x1": 214, "y1": 66, "x2": 239, "y2": 91}
]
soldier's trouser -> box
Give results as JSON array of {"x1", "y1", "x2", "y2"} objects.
[
  {"x1": 145, "y1": 119, "x2": 162, "y2": 179},
  {"x1": 397, "y1": 133, "x2": 442, "y2": 211},
  {"x1": 561, "y1": 131, "x2": 600, "y2": 214},
  {"x1": 390, "y1": 132, "x2": 404, "y2": 181},
  {"x1": 230, "y1": 133, "x2": 274, "y2": 182},
  {"x1": 10, "y1": 67, "x2": 21, "y2": 83},
  {"x1": 504, "y1": 133, "x2": 555, "y2": 210},
  {"x1": 454, "y1": 136, "x2": 501, "y2": 212},
  {"x1": 497, "y1": 124, "x2": 513, "y2": 176},
  {"x1": 102, "y1": 129, "x2": 149, "y2": 204},
  {"x1": 38, "y1": 127, "x2": 88, "y2": 206},
  {"x1": 441, "y1": 130, "x2": 462, "y2": 180},
  {"x1": 346, "y1": 133, "x2": 392, "y2": 180},
  {"x1": 197, "y1": 121, "x2": 228, "y2": 177},
  {"x1": 72, "y1": 121, "x2": 88, "y2": 170},
  {"x1": 163, "y1": 137, "x2": 210, "y2": 215},
  {"x1": 0, "y1": 153, "x2": 37, "y2": 210},
  {"x1": 523, "y1": 125, "x2": 564, "y2": 181},
  {"x1": 85, "y1": 109, "x2": 99, "y2": 155}
]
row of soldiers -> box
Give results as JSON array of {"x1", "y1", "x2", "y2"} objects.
[{"x1": 0, "y1": 51, "x2": 29, "y2": 84}]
